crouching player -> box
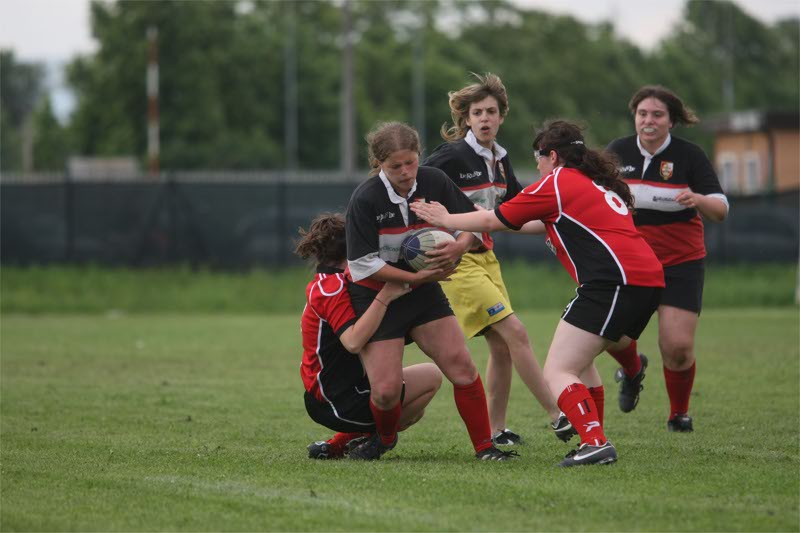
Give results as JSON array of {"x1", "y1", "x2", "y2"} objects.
[{"x1": 296, "y1": 212, "x2": 443, "y2": 459}]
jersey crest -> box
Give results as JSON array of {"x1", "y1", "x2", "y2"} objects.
[{"x1": 660, "y1": 161, "x2": 674, "y2": 180}]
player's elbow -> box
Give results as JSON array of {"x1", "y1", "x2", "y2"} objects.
[{"x1": 339, "y1": 330, "x2": 365, "y2": 354}]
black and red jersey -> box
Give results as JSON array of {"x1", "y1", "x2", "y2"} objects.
[
  {"x1": 424, "y1": 137, "x2": 522, "y2": 251},
  {"x1": 300, "y1": 266, "x2": 369, "y2": 409},
  {"x1": 495, "y1": 166, "x2": 664, "y2": 288},
  {"x1": 607, "y1": 134, "x2": 729, "y2": 267},
  {"x1": 346, "y1": 165, "x2": 477, "y2": 290}
]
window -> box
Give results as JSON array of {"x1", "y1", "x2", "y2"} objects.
[
  {"x1": 717, "y1": 153, "x2": 738, "y2": 194},
  {"x1": 743, "y1": 152, "x2": 761, "y2": 194}
]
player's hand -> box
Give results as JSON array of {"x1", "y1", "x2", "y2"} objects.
[
  {"x1": 412, "y1": 264, "x2": 457, "y2": 284},
  {"x1": 410, "y1": 201, "x2": 450, "y2": 227},
  {"x1": 675, "y1": 190, "x2": 699, "y2": 208},
  {"x1": 423, "y1": 240, "x2": 464, "y2": 269},
  {"x1": 378, "y1": 281, "x2": 412, "y2": 303}
]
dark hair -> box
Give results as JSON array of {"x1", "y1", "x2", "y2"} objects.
[
  {"x1": 366, "y1": 122, "x2": 421, "y2": 177},
  {"x1": 294, "y1": 212, "x2": 347, "y2": 266},
  {"x1": 533, "y1": 120, "x2": 634, "y2": 210},
  {"x1": 441, "y1": 72, "x2": 509, "y2": 142},
  {"x1": 628, "y1": 85, "x2": 698, "y2": 126}
]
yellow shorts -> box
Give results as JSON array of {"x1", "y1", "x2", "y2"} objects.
[{"x1": 440, "y1": 250, "x2": 514, "y2": 339}]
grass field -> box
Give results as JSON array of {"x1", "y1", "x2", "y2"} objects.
[{"x1": 2, "y1": 308, "x2": 798, "y2": 531}]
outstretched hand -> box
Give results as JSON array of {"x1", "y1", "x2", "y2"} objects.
[{"x1": 410, "y1": 201, "x2": 450, "y2": 227}]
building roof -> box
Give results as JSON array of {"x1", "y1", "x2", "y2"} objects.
[{"x1": 704, "y1": 110, "x2": 799, "y2": 133}]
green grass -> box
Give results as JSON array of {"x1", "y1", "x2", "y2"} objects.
[
  {"x1": 1, "y1": 262, "x2": 797, "y2": 314},
  {"x1": 2, "y1": 309, "x2": 798, "y2": 531}
]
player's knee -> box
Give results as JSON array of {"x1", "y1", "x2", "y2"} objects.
[
  {"x1": 370, "y1": 380, "x2": 403, "y2": 408},
  {"x1": 444, "y1": 349, "x2": 478, "y2": 385},
  {"x1": 660, "y1": 338, "x2": 694, "y2": 368}
]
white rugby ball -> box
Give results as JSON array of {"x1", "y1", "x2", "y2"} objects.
[{"x1": 400, "y1": 228, "x2": 456, "y2": 272}]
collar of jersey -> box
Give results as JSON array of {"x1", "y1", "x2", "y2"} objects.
[
  {"x1": 636, "y1": 133, "x2": 671, "y2": 159},
  {"x1": 379, "y1": 169, "x2": 417, "y2": 204},
  {"x1": 465, "y1": 130, "x2": 507, "y2": 161}
]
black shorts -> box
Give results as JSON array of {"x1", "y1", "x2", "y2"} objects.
[
  {"x1": 561, "y1": 282, "x2": 662, "y2": 342},
  {"x1": 349, "y1": 282, "x2": 454, "y2": 342},
  {"x1": 661, "y1": 259, "x2": 705, "y2": 314},
  {"x1": 304, "y1": 385, "x2": 406, "y2": 433}
]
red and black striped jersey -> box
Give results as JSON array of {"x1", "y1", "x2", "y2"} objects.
[
  {"x1": 496, "y1": 166, "x2": 664, "y2": 288},
  {"x1": 424, "y1": 137, "x2": 523, "y2": 251},
  {"x1": 607, "y1": 135, "x2": 729, "y2": 267},
  {"x1": 346, "y1": 166, "x2": 478, "y2": 290},
  {"x1": 300, "y1": 266, "x2": 367, "y2": 403}
]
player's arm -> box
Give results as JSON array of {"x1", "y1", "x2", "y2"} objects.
[
  {"x1": 675, "y1": 191, "x2": 728, "y2": 222},
  {"x1": 338, "y1": 282, "x2": 409, "y2": 353},
  {"x1": 411, "y1": 201, "x2": 505, "y2": 232},
  {"x1": 678, "y1": 144, "x2": 729, "y2": 223}
]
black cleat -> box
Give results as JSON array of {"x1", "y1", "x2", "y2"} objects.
[
  {"x1": 614, "y1": 353, "x2": 648, "y2": 413},
  {"x1": 492, "y1": 429, "x2": 523, "y2": 446},
  {"x1": 348, "y1": 433, "x2": 397, "y2": 461},
  {"x1": 476, "y1": 446, "x2": 520, "y2": 461},
  {"x1": 307, "y1": 440, "x2": 339, "y2": 460},
  {"x1": 559, "y1": 441, "x2": 618, "y2": 467},
  {"x1": 667, "y1": 414, "x2": 694, "y2": 432},
  {"x1": 551, "y1": 412, "x2": 578, "y2": 443}
]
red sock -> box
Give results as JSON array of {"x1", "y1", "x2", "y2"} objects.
[
  {"x1": 557, "y1": 383, "x2": 607, "y2": 446},
  {"x1": 453, "y1": 375, "x2": 493, "y2": 453},
  {"x1": 664, "y1": 362, "x2": 696, "y2": 418},
  {"x1": 608, "y1": 340, "x2": 641, "y2": 378},
  {"x1": 369, "y1": 399, "x2": 401, "y2": 446},
  {"x1": 588, "y1": 386, "x2": 605, "y2": 426},
  {"x1": 327, "y1": 432, "x2": 369, "y2": 455}
]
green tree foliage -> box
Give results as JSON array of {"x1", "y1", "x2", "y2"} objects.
[
  {"x1": 32, "y1": 97, "x2": 71, "y2": 170},
  {"x1": 16, "y1": 0, "x2": 796, "y2": 172},
  {"x1": 0, "y1": 51, "x2": 45, "y2": 171}
]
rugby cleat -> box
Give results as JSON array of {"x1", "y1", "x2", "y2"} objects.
[
  {"x1": 614, "y1": 353, "x2": 648, "y2": 412},
  {"x1": 307, "y1": 434, "x2": 370, "y2": 459},
  {"x1": 559, "y1": 441, "x2": 618, "y2": 467},
  {"x1": 492, "y1": 428, "x2": 523, "y2": 446},
  {"x1": 667, "y1": 414, "x2": 694, "y2": 432},
  {"x1": 307, "y1": 440, "x2": 339, "y2": 460},
  {"x1": 476, "y1": 446, "x2": 520, "y2": 461},
  {"x1": 348, "y1": 433, "x2": 397, "y2": 461},
  {"x1": 551, "y1": 412, "x2": 578, "y2": 443}
]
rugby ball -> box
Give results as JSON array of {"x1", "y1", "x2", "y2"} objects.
[{"x1": 400, "y1": 228, "x2": 457, "y2": 272}]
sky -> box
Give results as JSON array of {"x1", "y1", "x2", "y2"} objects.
[
  {"x1": 1, "y1": 0, "x2": 798, "y2": 119},
  {"x1": 1, "y1": 0, "x2": 799, "y2": 63}
]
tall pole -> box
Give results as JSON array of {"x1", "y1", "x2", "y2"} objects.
[
  {"x1": 412, "y1": 16, "x2": 425, "y2": 149},
  {"x1": 147, "y1": 26, "x2": 160, "y2": 177},
  {"x1": 340, "y1": 0, "x2": 355, "y2": 176},
  {"x1": 284, "y1": 3, "x2": 298, "y2": 171}
]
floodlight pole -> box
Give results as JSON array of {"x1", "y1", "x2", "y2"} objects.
[
  {"x1": 284, "y1": 3, "x2": 298, "y2": 171},
  {"x1": 340, "y1": 0, "x2": 355, "y2": 177},
  {"x1": 147, "y1": 26, "x2": 160, "y2": 177}
]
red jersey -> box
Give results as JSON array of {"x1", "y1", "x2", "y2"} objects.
[
  {"x1": 300, "y1": 267, "x2": 367, "y2": 404},
  {"x1": 496, "y1": 166, "x2": 664, "y2": 288}
]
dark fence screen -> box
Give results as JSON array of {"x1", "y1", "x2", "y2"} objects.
[{"x1": 2, "y1": 178, "x2": 797, "y2": 268}]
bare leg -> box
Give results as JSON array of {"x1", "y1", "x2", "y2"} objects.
[
  {"x1": 483, "y1": 329, "x2": 512, "y2": 432},
  {"x1": 489, "y1": 315, "x2": 560, "y2": 421},
  {"x1": 658, "y1": 306, "x2": 698, "y2": 371},
  {"x1": 359, "y1": 338, "x2": 405, "y2": 409},
  {"x1": 399, "y1": 363, "x2": 443, "y2": 430}
]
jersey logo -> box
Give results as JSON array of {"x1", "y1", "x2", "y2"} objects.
[
  {"x1": 376, "y1": 211, "x2": 395, "y2": 222},
  {"x1": 660, "y1": 161, "x2": 674, "y2": 180},
  {"x1": 459, "y1": 170, "x2": 482, "y2": 180},
  {"x1": 486, "y1": 302, "x2": 506, "y2": 316},
  {"x1": 545, "y1": 238, "x2": 557, "y2": 255},
  {"x1": 619, "y1": 165, "x2": 636, "y2": 175}
]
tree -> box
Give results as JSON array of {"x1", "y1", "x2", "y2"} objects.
[{"x1": 0, "y1": 51, "x2": 45, "y2": 171}]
